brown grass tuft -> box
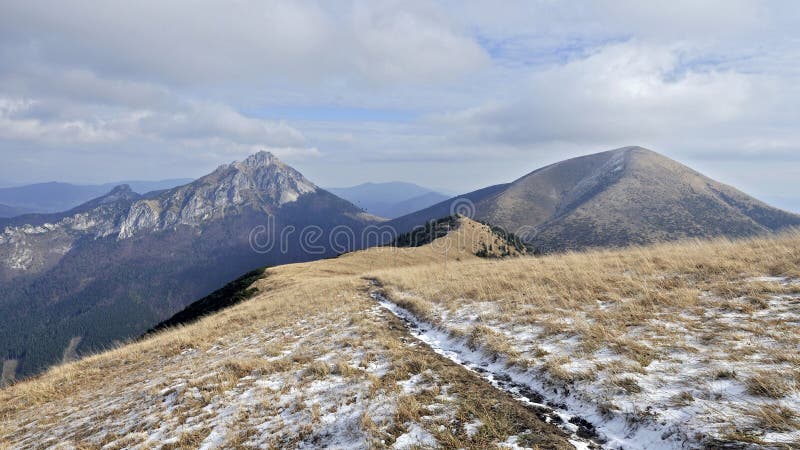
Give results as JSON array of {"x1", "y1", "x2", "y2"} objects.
[{"x1": 746, "y1": 371, "x2": 792, "y2": 399}]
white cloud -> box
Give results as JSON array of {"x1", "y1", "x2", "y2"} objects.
[
  {"x1": 0, "y1": 98, "x2": 126, "y2": 144},
  {"x1": 136, "y1": 102, "x2": 305, "y2": 147},
  {"x1": 428, "y1": 40, "x2": 798, "y2": 158},
  {"x1": 0, "y1": 0, "x2": 488, "y2": 182},
  {"x1": 0, "y1": 95, "x2": 307, "y2": 150},
  {"x1": 0, "y1": 0, "x2": 798, "y2": 208},
  {"x1": 0, "y1": 0, "x2": 486, "y2": 87},
  {"x1": 349, "y1": 1, "x2": 487, "y2": 83}
]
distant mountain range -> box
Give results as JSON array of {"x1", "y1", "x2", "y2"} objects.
[
  {"x1": 0, "y1": 203, "x2": 33, "y2": 218},
  {"x1": 389, "y1": 146, "x2": 800, "y2": 252},
  {"x1": 0, "y1": 179, "x2": 193, "y2": 215},
  {"x1": 0, "y1": 152, "x2": 377, "y2": 378},
  {"x1": 327, "y1": 182, "x2": 449, "y2": 219}
]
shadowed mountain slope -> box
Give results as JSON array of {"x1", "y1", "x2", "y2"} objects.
[{"x1": 0, "y1": 152, "x2": 378, "y2": 378}]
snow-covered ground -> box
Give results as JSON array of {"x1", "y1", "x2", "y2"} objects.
[
  {"x1": 2, "y1": 295, "x2": 575, "y2": 449},
  {"x1": 1, "y1": 308, "x2": 456, "y2": 449},
  {"x1": 376, "y1": 277, "x2": 800, "y2": 449},
  {"x1": 372, "y1": 289, "x2": 605, "y2": 450},
  {"x1": 9, "y1": 219, "x2": 794, "y2": 449}
]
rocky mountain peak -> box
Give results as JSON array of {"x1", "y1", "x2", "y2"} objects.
[
  {"x1": 82, "y1": 184, "x2": 141, "y2": 208},
  {"x1": 224, "y1": 151, "x2": 317, "y2": 206},
  {"x1": 115, "y1": 151, "x2": 319, "y2": 239},
  {"x1": 0, "y1": 151, "x2": 330, "y2": 251},
  {"x1": 109, "y1": 184, "x2": 133, "y2": 193},
  {"x1": 102, "y1": 184, "x2": 136, "y2": 199},
  {"x1": 241, "y1": 150, "x2": 278, "y2": 168}
]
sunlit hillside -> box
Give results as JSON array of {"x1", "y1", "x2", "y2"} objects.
[{"x1": 1, "y1": 218, "x2": 799, "y2": 449}]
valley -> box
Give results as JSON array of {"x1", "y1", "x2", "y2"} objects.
[
  {"x1": 327, "y1": 182, "x2": 449, "y2": 220},
  {"x1": 0, "y1": 152, "x2": 380, "y2": 379}
]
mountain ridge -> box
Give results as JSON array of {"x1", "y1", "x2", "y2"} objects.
[
  {"x1": 327, "y1": 181, "x2": 449, "y2": 219},
  {"x1": 388, "y1": 146, "x2": 800, "y2": 252},
  {"x1": 0, "y1": 179, "x2": 193, "y2": 214},
  {"x1": 0, "y1": 151, "x2": 378, "y2": 379},
  {"x1": 0, "y1": 203, "x2": 33, "y2": 218}
]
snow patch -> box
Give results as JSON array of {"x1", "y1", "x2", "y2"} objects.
[{"x1": 392, "y1": 423, "x2": 437, "y2": 449}]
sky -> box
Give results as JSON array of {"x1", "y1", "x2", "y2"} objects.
[{"x1": 1, "y1": 0, "x2": 799, "y2": 211}]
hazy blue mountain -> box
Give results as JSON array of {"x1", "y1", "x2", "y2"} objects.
[
  {"x1": 0, "y1": 179, "x2": 193, "y2": 213},
  {"x1": 0, "y1": 203, "x2": 33, "y2": 218},
  {"x1": 387, "y1": 191, "x2": 451, "y2": 218},
  {"x1": 327, "y1": 182, "x2": 448, "y2": 218}
]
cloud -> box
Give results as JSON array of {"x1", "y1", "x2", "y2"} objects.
[
  {"x1": 0, "y1": 93, "x2": 307, "y2": 149},
  {"x1": 0, "y1": 0, "x2": 798, "y2": 206},
  {"x1": 0, "y1": 0, "x2": 489, "y2": 182},
  {"x1": 0, "y1": 97, "x2": 126, "y2": 144},
  {"x1": 349, "y1": 1, "x2": 488, "y2": 83},
  {"x1": 136, "y1": 102, "x2": 305, "y2": 147},
  {"x1": 428, "y1": 40, "x2": 798, "y2": 158},
  {"x1": 448, "y1": 0, "x2": 774, "y2": 43},
  {"x1": 0, "y1": 0, "x2": 486, "y2": 87}
]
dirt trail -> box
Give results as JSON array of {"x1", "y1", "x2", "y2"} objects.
[{"x1": 370, "y1": 284, "x2": 605, "y2": 450}]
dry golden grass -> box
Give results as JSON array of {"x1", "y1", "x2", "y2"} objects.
[
  {"x1": 753, "y1": 405, "x2": 800, "y2": 433},
  {"x1": 370, "y1": 230, "x2": 800, "y2": 361},
  {"x1": 746, "y1": 371, "x2": 793, "y2": 399},
  {"x1": 0, "y1": 218, "x2": 572, "y2": 449},
  {"x1": 2, "y1": 218, "x2": 799, "y2": 448},
  {"x1": 365, "y1": 226, "x2": 800, "y2": 446},
  {"x1": 374, "y1": 231, "x2": 800, "y2": 309}
]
